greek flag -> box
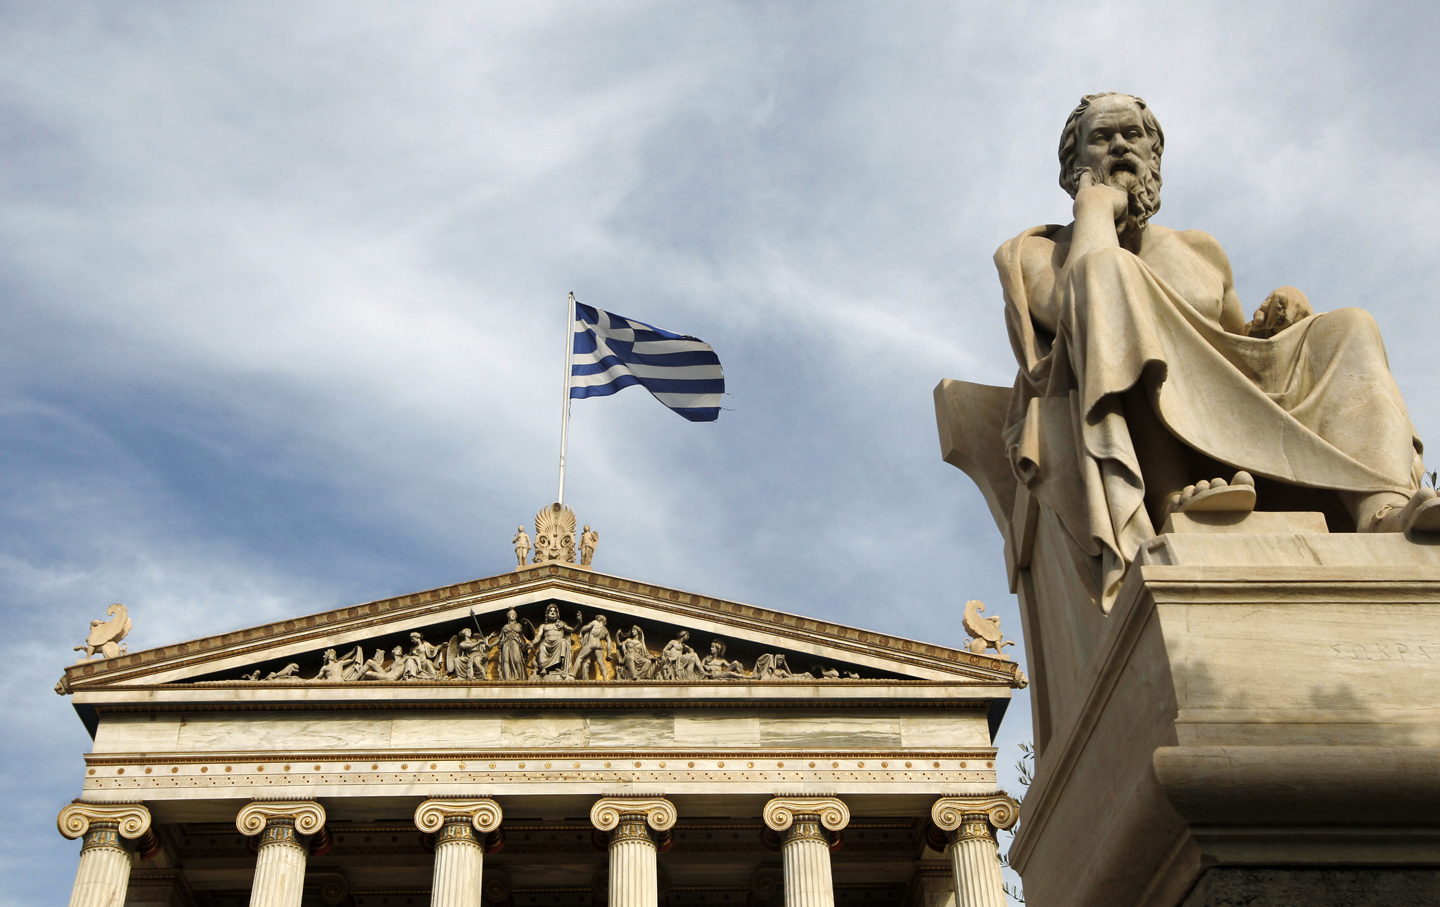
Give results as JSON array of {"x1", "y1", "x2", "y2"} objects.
[{"x1": 569, "y1": 303, "x2": 724, "y2": 422}]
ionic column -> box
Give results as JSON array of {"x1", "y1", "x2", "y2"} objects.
[
  {"x1": 58, "y1": 802, "x2": 152, "y2": 907},
  {"x1": 236, "y1": 801, "x2": 327, "y2": 907},
  {"x1": 763, "y1": 797, "x2": 850, "y2": 907},
  {"x1": 930, "y1": 796, "x2": 1019, "y2": 907},
  {"x1": 415, "y1": 799, "x2": 504, "y2": 907},
  {"x1": 590, "y1": 797, "x2": 677, "y2": 907}
]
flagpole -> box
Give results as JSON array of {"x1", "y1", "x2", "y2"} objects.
[{"x1": 557, "y1": 292, "x2": 575, "y2": 506}]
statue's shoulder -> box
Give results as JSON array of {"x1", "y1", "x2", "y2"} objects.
[
  {"x1": 1162, "y1": 226, "x2": 1231, "y2": 267},
  {"x1": 995, "y1": 224, "x2": 1068, "y2": 283}
]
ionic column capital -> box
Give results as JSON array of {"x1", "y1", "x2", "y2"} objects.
[
  {"x1": 590, "y1": 797, "x2": 676, "y2": 833},
  {"x1": 58, "y1": 801, "x2": 152, "y2": 841},
  {"x1": 236, "y1": 801, "x2": 327, "y2": 837},
  {"x1": 762, "y1": 796, "x2": 849, "y2": 832},
  {"x1": 930, "y1": 794, "x2": 1019, "y2": 833},
  {"x1": 415, "y1": 798, "x2": 504, "y2": 834}
]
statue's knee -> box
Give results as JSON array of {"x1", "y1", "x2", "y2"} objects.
[{"x1": 1316, "y1": 307, "x2": 1383, "y2": 344}]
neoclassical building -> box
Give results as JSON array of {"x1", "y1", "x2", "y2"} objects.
[{"x1": 54, "y1": 526, "x2": 1025, "y2": 907}]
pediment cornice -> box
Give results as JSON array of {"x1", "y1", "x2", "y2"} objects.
[{"x1": 58, "y1": 565, "x2": 1024, "y2": 693}]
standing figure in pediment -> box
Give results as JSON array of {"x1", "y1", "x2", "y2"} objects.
[
  {"x1": 616, "y1": 626, "x2": 656, "y2": 680},
  {"x1": 573, "y1": 614, "x2": 611, "y2": 680},
  {"x1": 529, "y1": 604, "x2": 578, "y2": 680},
  {"x1": 495, "y1": 609, "x2": 528, "y2": 681},
  {"x1": 403, "y1": 632, "x2": 442, "y2": 681},
  {"x1": 701, "y1": 640, "x2": 748, "y2": 679},
  {"x1": 660, "y1": 630, "x2": 704, "y2": 681}
]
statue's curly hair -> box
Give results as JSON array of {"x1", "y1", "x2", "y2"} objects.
[{"x1": 1058, "y1": 93, "x2": 1165, "y2": 198}]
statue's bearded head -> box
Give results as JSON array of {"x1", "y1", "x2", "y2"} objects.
[
  {"x1": 545, "y1": 603, "x2": 559, "y2": 621},
  {"x1": 1059, "y1": 92, "x2": 1165, "y2": 232}
]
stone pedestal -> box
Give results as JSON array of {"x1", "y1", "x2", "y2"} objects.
[
  {"x1": 415, "y1": 799, "x2": 504, "y2": 907},
  {"x1": 591, "y1": 798, "x2": 677, "y2": 907},
  {"x1": 936, "y1": 378, "x2": 1440, "y2": 907},
  {"x1": 58, "y1": 803, "x2": 153, "y2": 907},
  {"x1": 236, "y1": 802, "x2": 326, "y2": 907},
  {"x1": 763, "y1": 797, "x2": 851, "y2": 907}
]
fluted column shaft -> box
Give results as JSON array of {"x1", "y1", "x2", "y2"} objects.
[
  {"x1": 415, "y1": 798, "x2": 503, "y2": 907},
  {"x1": 780, "y1": 815, "x2": 835, "y2": 907},
  {"x1": 431, "y1": 817, "x2": 485, "y2": 907},
  {"x1": 608, "y1": 815, "x2": 658, "y2": 907},
  {"x1": 248, "y1": 818, "x2": 308, "y2": 907},
  {"x1": 948, "y1": 819, "x2": 1005, "y2": 907},
  {"x1": 67, "y1": 822, "x2": 133, "y2": 907}
]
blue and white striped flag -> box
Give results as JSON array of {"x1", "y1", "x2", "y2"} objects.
[{"x1": 569, "y1": 303, "x2": 724, "y2": 422}]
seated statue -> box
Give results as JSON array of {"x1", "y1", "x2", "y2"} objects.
[{"x1": 998, "y1": 92, "x2": 1437, "y2": 605}]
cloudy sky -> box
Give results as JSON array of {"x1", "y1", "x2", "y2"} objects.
[{"x1": 4, "y1": 1, "x2": 1440, "y2": 903}]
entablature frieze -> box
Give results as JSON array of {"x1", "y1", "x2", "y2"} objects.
[{"x1": 76, "y1": 749, "x2": 1003, "y2": 803}]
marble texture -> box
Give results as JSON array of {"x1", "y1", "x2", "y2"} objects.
[
  {"x1": 67, "y1": 832, "x2": 133, "y2": 907},
  {"x1": 949, "y1": 831, "x2": 1004, "y2": 907},
  {"x1": 429, "y1": 824, "x2": 484, "y2": 907},
  {"x1": 247, "y1": 831, "x2": 307, "y2": 907}
]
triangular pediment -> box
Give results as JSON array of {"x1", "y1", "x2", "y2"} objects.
[{"x1": 59, "y1": 565, "x2": 1024, "y2": 695}]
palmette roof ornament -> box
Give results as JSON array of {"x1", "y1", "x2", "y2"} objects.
[{"x1": 514, "y1": 503, "x2": 599, "y2": 568}]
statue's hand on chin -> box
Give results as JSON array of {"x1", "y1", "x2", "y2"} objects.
[{"x1": 1074, "y1": 169, "x2": 1129, "y2": 224}]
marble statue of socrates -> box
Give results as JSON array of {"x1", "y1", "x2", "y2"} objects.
[{"x1": 999, "y1": 92, "x2": 1439, "y2": 604}]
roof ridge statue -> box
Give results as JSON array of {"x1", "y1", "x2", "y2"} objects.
[{"x1": 987, "y1": 91, "x2": 1437, "y2": 609}]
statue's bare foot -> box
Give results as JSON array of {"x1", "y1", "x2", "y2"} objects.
[
  {"x1": 1163, "y1": 471, "x2": 1257, "y2": 519},
  {"x1": 1370, "y1": 487, "x2": 1440, "y2": 534}
]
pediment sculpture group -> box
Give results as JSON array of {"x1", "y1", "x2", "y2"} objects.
[{"x1": 241, "y1": 602, "x2": 864, "y2": 684}]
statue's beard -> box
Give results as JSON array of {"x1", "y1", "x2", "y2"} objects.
[{"x1": 1106, "y1": 163, "x2": 1161, "y2": 233}]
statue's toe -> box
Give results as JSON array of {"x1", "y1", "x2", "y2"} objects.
[{"x1": 1177, "y1": 474, "x2": 1257, "y2": 514}]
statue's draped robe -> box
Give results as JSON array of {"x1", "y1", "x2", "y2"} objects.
[{"x1": 998, "y1": 226, "x2": 1422, "y2": 607}]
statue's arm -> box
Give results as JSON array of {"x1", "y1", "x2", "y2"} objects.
[
  {"x1": 1175, "y1": 230, "x2": 1247, "y2": 333},
  {"x1": 1016, "y1": 231, "x2": 1066, "y2": 334}
]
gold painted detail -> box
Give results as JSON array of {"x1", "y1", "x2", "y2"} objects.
[
  {"x1": 949, "y1": 819, "x2": 994, "y2": 844},
  {"x1": 80, "y1": 822, "x2": 125, "y2": 854},
  {"x1": 781, "y1": 817, "x2": 828, "y2": 845},
  {"x1": 259, "y1": 818, "x2": 301, "y2": 850},
  {"x1": 437, "y1": 817, "x2": 478, "y2": 846},
  {"x1": 610, "y1": 815, "x2": 654, "y2": 846}
]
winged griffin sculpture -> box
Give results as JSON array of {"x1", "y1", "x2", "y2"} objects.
[
  {"x1": 962, "y1": 600, "x2": 1014, "y2": 659},
  {"x1": 74, "y1": 603, "x2": 131, "y2": 662}
]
